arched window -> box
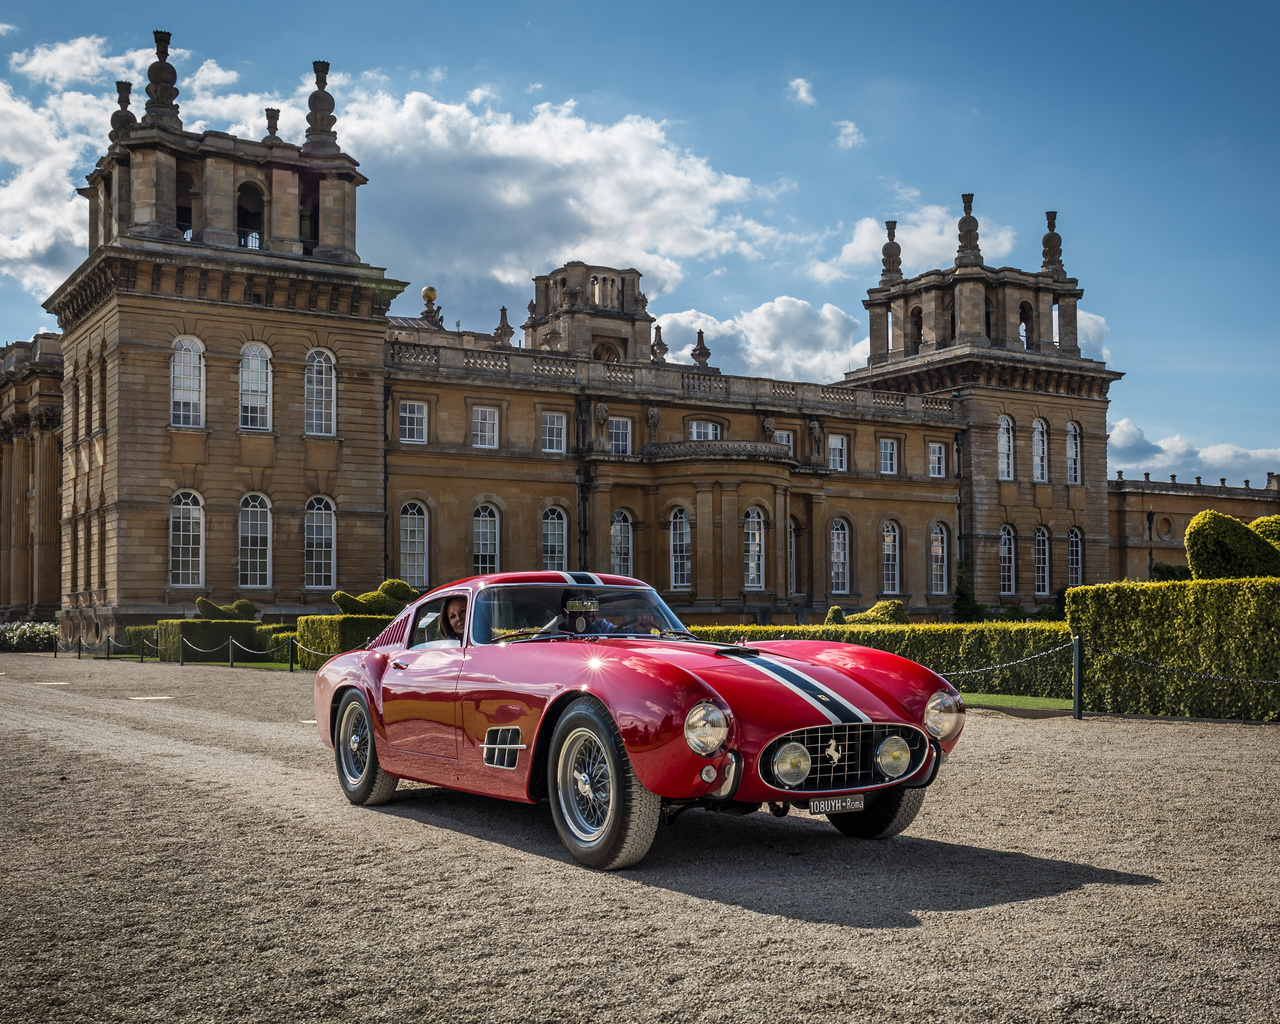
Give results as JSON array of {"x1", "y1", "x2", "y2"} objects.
[
  {"x1": 1034, "y1": 526, "x2": 1050, "y2": 596},
  {"x1": 909, "y1": 306, "x2": 923, "y2": 349},
  {"x1": 1068, "y1": 528, "x2": 1084, "y2": 587},
  {"x1": 236, "y1": 183, "x2": 264, "y2": 249},
  {"x1": 670, "y1": 508, "x2": 691, "y2": 590},
  {"x1": 830, "y1": 518, "x2": 850, "y2": 595},
  {"x1": 305, "y1": 350, "x2": 335, "y2": 436},
  {"x1": 1066, "y1": 422, "x2": 1081, "y2": 486},
  {"x1": 743, "y1": 507, "x2": 765, "y2": 590},
  {"x1": 542, "y1": 507, "x2": 567, "y2": 572},
  {"x1": 999, "y1": 524, "x2": 1016, "y2": 595},
  {"x1": 881, "y1": 521, "x2": 900, "y2": 595},
  {"x1": 473, "y1": 504, "x2": 499, "y2": 575},
  {"x1": 239, "y1": 344, "x2": 272, "y2": 431},
  {"x1": 399, "y1": 501, "x2": 428, "y2": 589},
  {"x1": 610, "y1": 510, "x2": 633, "y2": 577},
  {"x1": 170, "y1": 337, "x2": 204, "y2": 427},
  {"x1": 1032, "y1": 418, "x2": 1048, "y2": 482},
  {"x1": 304, "y1": 496, "x2": 335, "y2": 589},
  {"x1": 169, "y1": 491, "x2": 204, "y2": 586},
  {"x1": 238, "y1": 494, "x2": 271, "y2": 588},
  {"x1": 930, "y1": 523, "x2": 949, "y2": 595},
  {"x1": 997, "y1": 415, "x2": 1014, "y2": 481},
  {"x1": 1019, "y1": 302, "x2": 1034, "y2": 348}
]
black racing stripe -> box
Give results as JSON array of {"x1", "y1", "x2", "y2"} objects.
[
  {"x1": 757, "y1": 658, "x2": 863, "y2": 723},
  {"x1": 569, "y1": 572, "x2": 596, "y2": 585}
]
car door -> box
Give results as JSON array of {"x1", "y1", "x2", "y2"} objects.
[{"x1": 381, "y1": 595, "x2": 466, "y2": 759}]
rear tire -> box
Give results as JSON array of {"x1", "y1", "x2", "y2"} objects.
[
  {"x1": 547, "y1": 697, "x2": 660, "y2": 869},
  {"x1": 335, "y1": 689, "x2": 399, "y2": 806},
  {"x1": 827, "y1": 786, "x2": 924, "y2": 839}
]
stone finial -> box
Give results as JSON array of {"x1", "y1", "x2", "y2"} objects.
[
  {"x1": 109, "y1": 81, "x2": 137, "y2": 142},
  {"x1": 691, "y1": 329, "x2": 711, "y2": 368},
  {"x1": 303, "y1": 60, "x2": 340, "y2": 154},
  {"x1": 955, "y1": 193, "x2": 982, "y2": 267},
  {"x1": 140, "y1": 30, "x2": 182, "y2": 131},
  {"x1": 493, "y1": 306, "x2": 514, "y2": 346},
  {"x1": 880, "y1": 220, "x2": 902, "y2": 283},
  {"x1": 262, "y1": 107, "x2": 282, "y2": 145},
  {"x1": 420, "y1": 285, "x2": 444, "y2": 329},
  {"x1": 1041, "y1": 210, "x2": 1064, "y2": 275},
  {"x1": 650, "y1": 323, "x2": 668, "y2": 363}
]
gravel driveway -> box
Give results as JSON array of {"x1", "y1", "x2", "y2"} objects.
[{"x1": 1, "y1": 653, "x2": 1277, "y2": 1023}]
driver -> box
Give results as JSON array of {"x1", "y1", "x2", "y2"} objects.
[
  {"x1": 441, "y1": 596, "x2": 467, "y2": 641},
  {"x1": 561, "y1": 593, "x2": 653, "y2": 635}
]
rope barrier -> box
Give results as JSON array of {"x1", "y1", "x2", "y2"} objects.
[
  {"x1": 938, "y1": 640, "x2": 1074, "y2": 678},
  {"x1": 1083, "y1": 643, "x2": 1279, "y2": 687}
]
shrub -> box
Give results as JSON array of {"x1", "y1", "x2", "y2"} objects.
[
  {"x1": 156, "y1": 619, "x2": 269, "y2": 662},
  {"x1": 952, "y1": 568, "x2": 985, "y2": 622},
  {"x1": 195, "y1": 597, "x2": 260, "y2": 621},
  {"x1": 847, "y1": 600, "x2": 909, "y2": 625},
  {"x1": 296, "y1": 615, "x2": 393, "y2": 670},
  {"x1": 688, "y1": 622, "x2": 1073, "y2": 698},
  {"x1": 824, "y1": 605, "x2": 845, "y2": 625},
  {"x1": 0, "y1": 621, "x2": 59, "y2": 652},
  {"x1": 1185, "y1": 510, "x2": 1280, "y2": 580},
  {"x1": 1249, "y1": 515, "x2": 1280, "y2": 548},
  {"x1": 254, "y1": 623, "x2": 294, "y2": 658},
  {"x1": 1150, "y1": 562, "x2": 1193, "y2": 582},
  {"x1": 1066, "y1": 578, "x2": 1280, "y2": 720},
  {"x1": 123, "y1": 625, "x2": 160, "y2": 655},
  {"x1": 331, "y1": 579, "x2": 417, "y2": 617}
]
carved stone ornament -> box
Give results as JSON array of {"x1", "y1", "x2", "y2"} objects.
[
  {"x1": 109, "y1": 81, "x2": 137, "y2": 142},
  {"x1": 262, "y1": 107, "x2": 282, "y2": 145},
  {"x1": 420, "y1": 286, "x2": 444, "y2": 330},
  {"x1": 808, "y1": 418, "x2": 823, "y2": 445},
  {"x1": 594, "y1": 401, "x2": 609, "y2": 425},
  {"x1": 304, "y1": 60, "x2": 340, "y2": 154},
  {"x1": 650, "y1": 323, "x2": 668, "y2": 364},
  {"x1": 646, "y1": 406, "x2": 661, "y2": 429},
  {"x1": 691, "y1": 329, "x2": 711, "y2": 369},
  {"x1": 955, "y1": 193, "x2": 982, "y2": 267},
  {"x1": 635, "y1": 290, "x2": 649, "y2": 312},
  {"x1": 880, "y1": 220, "x2": 902, "y2": 282},
  {"x1": 141, "y1": 30, "x2": 182, "y2": 131},
  {"x1": 33, "y1": 407, "x2": 62, "y2": 432},
  {"x1": 761, "y1": 416, "x2": 775, "y2": 441},
  {"x1": 1041, "y1": 211, "x2": 1063, "y2": 271},
  {"x1": 493, "y1": 306, "x2": 514, "y2": 346}
]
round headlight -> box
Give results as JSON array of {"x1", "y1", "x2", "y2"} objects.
[
  {"x1": 875, "y1": 735, "x2": 912, "y2": 778},
  {"x1": 923, "y1": 689, "x2": 965, "y2": 742},
  {"x1": 772, "y1": 741, "x2": 811, "y2": 787},
  {"x1": 684, "y1": 702, "x2": 728, "y2": 756}
]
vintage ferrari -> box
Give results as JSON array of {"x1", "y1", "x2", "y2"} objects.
[{"x1": 315, "y1": 571, "x2": 965, "y2": 869}]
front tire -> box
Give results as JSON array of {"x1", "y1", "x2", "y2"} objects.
[
  {"x1": 547, "y1": 697, "x2": 660, "y2": 869},
  {"x1": 335, "y1": 689, "x2": 399, "y2": 806},
  {"x1": 828, "y1": 785, "x2": 924, "y2": 839}
]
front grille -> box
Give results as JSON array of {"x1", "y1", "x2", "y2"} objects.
[{"x1": 759, "y1": 723, "x2": 928, "y2": 792}]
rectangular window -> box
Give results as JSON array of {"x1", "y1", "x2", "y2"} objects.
[
  {"x1": 827, "y1": 434, "x2": 847, "y2": 472},
  {"x1": 399, "y1": 401, "x2": 427, "y2": 443},
  {"x1": 472, "y1": 406, "x2": 498, "y2": 448},
  {"x1": 608, "y1": 417, "x2": 631, "y2": 455},
  {"x1": 169, "y1": 509, "x2": 202, "y2": 586},
  {"x1": 879, "y1": 438, "x2": 898, "y2": 475},
  {"x1": 774, "y1": 429, "x2": 794, "y2": 456},
  {"x1": 1068, "y1": 532, "x2": 1083, "y2": 587},
  {"x1": 304, "y1": 512, "x2": 335, "y2": 589},
  {"x1": 690, "y1": 420, "x2": 722, "y2": 441},
  {"x1": 671, "y1": 513, "x2": 692, "y2": 590},
  {"x1": 929, "y1": 442, "x2": 946, "y2": 478},
  {"x1": 541, "y1": 412, "x2": 566, "y2": 453},
  {"x1": 542, "y1": 511, "x2": 567, "y2": 571},
  {"x1": 239, "y1": 505, "x2": 270, "y2": 588}
]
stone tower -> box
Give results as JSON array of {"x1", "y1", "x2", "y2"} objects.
[
  {"x1": 523, "y1": 263, "x2": 655, "y2": 362},
  {"x1": 43, "y1": 33, "x2": 406, "y2": 640},
  {"x1": 846, "y1": 197, "x2": 1123, "y2": 605}
]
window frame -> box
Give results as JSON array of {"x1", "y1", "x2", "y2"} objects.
[
  {"x1": 170, "y1": 337, "x2": 205, "y2": 428},
  {"x1": 879, "y1": 437, "x2": 898, "y2": 475},
  {"x1": 542, "y1": 506, "x2": 567, "y2": 572},
  {"x1": 997, "y1": 415, "x2": 1014, "y2": 481},
  {"x1": 610, "y1": 510, "x2": 633, "y2": 577},
  {"x1": 1066, "y1": 422, "x2": 1082, "y2": 486},
  {"x1": 238, "y1": 343, "x2": 272, "y2": 432},
  {"x1": 774, "y1": 429, "x2": 794, "y2": 457},
  {"x1": 1032, "y1": 419, "x2": 1049, "y2": 483},
  {"x1": 541, "y1": 411, "x2": 567, "y2": 453},
  {"x1": 304, "y1": 349, "x2": 336, "y2": 437},
  {"x1": 881, "y1": 521, "x2": 900, "y2": 595},
  {"x1": 689, "y1": 420, "x2": 722, "y2": 442},
  {"x1": 471, "y1": 406, "x2": 499, "y2": 449},
  {"x1": 304, "y1": 495, "x2": 337, "y2": 590},
  {"x1": 607, "y1": 416, "x2": 632, "y2": 456},
  {"x1": 1034, "y1": 526, "x2": 1050, "y2": 596},
  {"x1": 999, "y1": 524, "x2": 1016, "y2": 595},
  {"x1": 669, "y1": 507, "x2": 692, "y2": 590},
  {"x1": 928, "y1": 441, "x2": 946, "y2": 478},
  {"x1": 830, "y1": 518, "x2": 850, "y2": 595},
  {"x1": 238, "y1": 492, "x2": 272, "y2": 588},
  {"x1": 169, "y1": 490, "x2": 204, "y2": 587},
  {"x1": 827, "y1": 433, "x2": 848, "y2": 472},
  {"x1": 399, "y1": 500, "x2": 428, "y2": 589},
  {"x1": 743, "y1": 506, "x2": 765, "y2": 591},
  {"x1": 1068, "y1": 527, "x2": 1084, "y2": 587},
  {"x1": 930, "y1": 522, "x2": 948, "y2": 595},
  {"x1": 473, "y1": 503, "x2": 500, "y2": 574},
  {"x1": 399, "y1": 400, "x2": 428, "y2": 444}
]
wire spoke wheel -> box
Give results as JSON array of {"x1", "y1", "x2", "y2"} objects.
[
  {"x1": 338, "y1": 700, "x2": 371, "y2": 788},
  {"x1": 556, "y1": 727, "x2": 616, "y2": 843}
]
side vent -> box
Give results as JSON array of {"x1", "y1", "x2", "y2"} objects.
[{"x1": 482, "y1": 727, "x2": 526, "y2": 770}]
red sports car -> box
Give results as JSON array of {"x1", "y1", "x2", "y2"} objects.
[{"x1": 315, "y1": 572, "x2": 965, "y2": 869}]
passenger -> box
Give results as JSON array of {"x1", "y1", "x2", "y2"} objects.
[
  {"x1": 561, "y1": 594, "x2": 653, "y2": 635},
  {"x1": 441, "y1": 596, "x2": 467, "y2": 641}
]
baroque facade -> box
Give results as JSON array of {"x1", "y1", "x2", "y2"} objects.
[{"x1": 3, "y1": 32, "x2": 1273, "y2": 638}]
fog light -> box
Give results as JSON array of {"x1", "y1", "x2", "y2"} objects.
[
  {"x1": 773, "y1": 741, "x2": 811, "y2": 787},
  {"x1": 875, "y1": 735, "x2": 911, "y2": 779},
  {"x1": 700, "y1": 765, "x2": 717, "y2": 783}
]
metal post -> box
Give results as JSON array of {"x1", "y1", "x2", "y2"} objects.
[
  {"x1": 229, "y1": 639, "x2": 235, "y2": 669},
  {"x1": 288, "y1": 636, "x2": 295, "y2": 672},
  {"x1": 106, "y1": 636, "x2": 111, "y2": 661},
  {"x1": 179, "y1": 636, "x2": 185, "y2": 667},
  {"x1": 1072, "y1": 634, "x2": 1083, "y2": 720},
  {"x1": 77, "y1": 638, "x2": 81, "y2": 660}
]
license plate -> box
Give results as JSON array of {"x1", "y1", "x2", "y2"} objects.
[{"x1": 807, "y1": 795, "x2": 865, "y2": 815}]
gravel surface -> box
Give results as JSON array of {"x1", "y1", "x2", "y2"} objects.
[{"x1": 2, "y1": 653, "x2": 1277, "y2": 1023}]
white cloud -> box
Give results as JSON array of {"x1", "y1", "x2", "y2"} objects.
[
  {"x1": 525, "y1": 82, "x2": 543, "y2": 94},
  {"x1": 1052, "y1": 307, "x2": 1111, "y2": 361},
  {"x1": 834, "y1": 120, "x2": 864, "y2": 148},
  {"x1": 787, "y1": 78, "x2": 815, "y2": 106},
  {"x1": 9, "y1": 35, "x2": 182, "y2": 88},
  {"x1": 0, "y1": 24, "x2": 17, "y2": 36},
  {"x1": 657, "y1": 297, "x2": 863, "y2": 382},
  {"x1": 466, "y1": 85, "x2": 496, "y2": 106},
  {"x1": 427, "y1": 66, "x2": 446, "y2": 83},
  {"x1": 1108, "y1": 417, "x2": 1280, "y2": 487},
  {"x1": 807, "y1": 200, "x2": 1016, "y2": 283},
  {"x1": 189, "y1": 59, "x2": 238, "y2": 91}
]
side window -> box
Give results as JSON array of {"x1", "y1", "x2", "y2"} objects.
[{"x1": 409, "y1": 597, "x2": 450, "y2": 648}]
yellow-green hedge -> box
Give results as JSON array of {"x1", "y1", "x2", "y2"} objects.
[
  {"x1": 688, "y1": 623, "x2": 1074, "y2": 698},
  {"x1": 1066, "y1": 578, "x2": 1280, "y2": 720},
  {"x1": 296, "y1": 615, "x2": 393, "y2": 671},
  {"x1": 156, "y1": 619, "x2": 268, "y2": 662},
  {"x1": 1185, "y1": 510, "x2": 1280, "y2": 579}
]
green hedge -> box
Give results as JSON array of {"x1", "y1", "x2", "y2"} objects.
[
  {"x1": 156, "y1": 619, "x2": 272, "y2": 662},
  {"x1": 123, "y1": 625, "x2": 160, "y2": 655},
  {"x1": 254, "y1": 623, "x2": 293, "y2": 657},
  {"x1": 296, "y1": 615, "x2": 393, "y2": 670},
  {"x1": 1251, "y1": 515, "x2": 1280, "y2": 547},
  {"x1": 688, "y1": 623, "x2": 1074, "y2": 698},
  {"x1": 1185, "y1": 510, "x2": 1280, "y2": 579},
  {"x1": 1066, "y1": 578, "x2": 1280, "y2": 720}
]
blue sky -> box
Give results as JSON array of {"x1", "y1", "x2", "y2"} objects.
[{"x1": 1, "y1": 0, "x2": 1276, "y2": 483}]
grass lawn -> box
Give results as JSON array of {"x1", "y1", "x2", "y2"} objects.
[{"x1": 959, "y1": 692, "x2": 1073, "y2": 710}]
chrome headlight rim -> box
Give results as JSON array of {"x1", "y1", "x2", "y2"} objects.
[
  {"x1": 683, "y1": 701, "x2": 730, "y2": 757},
  {"x1": 772, "y1": 741, "x2": 812, "y2": 788},
  {"x1": 875, "y1": 734, "x2": 912, "y2": 779},
  {"x1": 923, "y1": 688, "x2": 965, "y2": 741}
]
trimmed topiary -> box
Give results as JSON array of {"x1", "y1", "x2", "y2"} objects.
[
  {"x1": 824, "y1": 605, "x2": 846, "y2": 625},
  {"x1": 331, "y1": 579, "x2": 417, "y2": 617},
  {"x1": 848, "y1": 600, "x2": 909, "y2": 625},
  {"x1": 1185, "y1": 510, "x2": 1280, "y2": 580},
  {"x1": 1150, "y1": 562, "x2": 1193, "y2": 582},
  {"x1": 195, "y1": 597, "x2": 260, "y2": 621},
  {"x1": 1249, "y1": 515, "x2": 1280, "y2": 549}
]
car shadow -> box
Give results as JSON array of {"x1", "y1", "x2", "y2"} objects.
[{"x1": 376, "y1": 786, "x2": 1160, "y2": 929}]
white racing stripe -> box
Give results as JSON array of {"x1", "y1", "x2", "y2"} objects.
[{"x1": 746, "y1": 654, "x2": 871, "y2": 724}]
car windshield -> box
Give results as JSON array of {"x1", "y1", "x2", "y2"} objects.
[{"x1": 470, "y1": 585, "x2": 687, "y2": 645}]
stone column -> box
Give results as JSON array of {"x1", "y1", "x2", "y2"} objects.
[
  {"x1": 868, "y1": 305, "x2": 889, "y2": 364},
  {"x1": 719, "y1": 483, "x2": 739, "y2": 604},
  {"x1": 771, "y1": 484, "x2": 789, "y2": 605},
  {"x1": 807, "y1": 492, "x2": 826, "y2": 607},
  {"x1": 201, "y1": 156, "x2": 237, "y2": 246},
  {"x1": 0, "y1": 434, "x2": 10, "y2": 611},
  {"x1": 269, "y1": 166, "x2": 303, "y2": 254},
  {"x1": 694, "y1": 483, "x2": 715, "y2": 605},
  {"x1": 1057, "y1": 296, "x2": 1081, "y2": 355},
  {"x1": 9, "y1": 431, "x2": 31, "y2": 611},
  {"x1": 590, "y1": 482, "x2": 612, "y2": 573},
  {"x1": 32, "y1": 419, "x2": 60, "y2": 615}
]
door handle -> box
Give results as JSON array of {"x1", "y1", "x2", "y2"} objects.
[{"x1": 392, "y1": 660, "x2": 407, "y2": 670}]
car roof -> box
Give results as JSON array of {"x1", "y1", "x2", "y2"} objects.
[{"x1": 420, "y1": 571, "x2": 648, "y2": 599}]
